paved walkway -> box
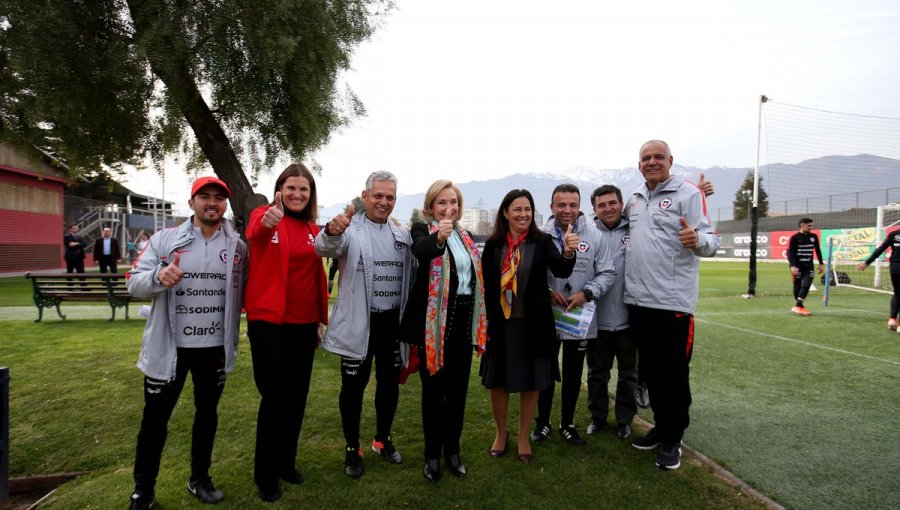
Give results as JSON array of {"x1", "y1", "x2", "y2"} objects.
[{"x1": 0, "y1": 304, "x2": 146, "y2": 322}]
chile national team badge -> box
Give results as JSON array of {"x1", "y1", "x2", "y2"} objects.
[
  {"x1": 659, "y1": 197, "x2": 672, "y2": 210},
  {"x1": 577, "y1": 241, "x2": 589, "y2": 253}
]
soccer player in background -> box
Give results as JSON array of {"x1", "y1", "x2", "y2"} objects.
[
  {"x1": 856, "y1": 228, "x2": 900, "y2": 332},
  {"x1": 787, "y1": 218, "x2": 824, "y2": 316}
]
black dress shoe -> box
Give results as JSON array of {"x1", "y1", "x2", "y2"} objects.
[
  {"x1": 445, "y1": 454, "x2": 467, "y2": 476},
  {"x1": 257, "y1": 486, "x2": 282, "y2": 503},
  {"x1": 489, "y1": 430, "x2": 509, "y2": 458},
  {"x1": 424, "y1": 459, "x2": 441, "y2": 482},
  {"x1": 280, "y1": 469, "x2": 304, "y2": 485}
]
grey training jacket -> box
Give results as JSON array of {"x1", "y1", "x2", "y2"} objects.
[
  {"x1": 594, "y1": 216, "x2": 630, "y2": 332},
  {"x1": 542, "y1": 213, "x2": 616, "y2": 339},
  {"x1": 623, "y1": 175, "x2": 719, "y2": 314},
  {"x1": 314, "y1": 212, "x2": 414, "y2": 361},
  {"x1": 126, "y1": 218, "x2": 247, "y2": 381}
]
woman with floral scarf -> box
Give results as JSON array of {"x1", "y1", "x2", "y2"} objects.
[{"x1": 401, "y1": 180, "x2": 487, "y2": 482}]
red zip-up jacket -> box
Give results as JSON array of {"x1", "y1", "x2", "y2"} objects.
[{"x1": 245, "y1": 204, "x2": 328, "y2": 325}]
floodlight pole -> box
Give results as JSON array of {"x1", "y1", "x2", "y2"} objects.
[{"x1": 747, "y1": 95, "x2": 767, "y2": 297}]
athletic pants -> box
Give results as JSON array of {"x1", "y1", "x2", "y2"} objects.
[
  {"x1": 586, "y1": 328, "x2": 638, "y2": 426},
  {"x1": 536, "y1": 338, "x2": 588, "y2": 428},
  {"x1": 628, "y1": 305, "x2": 693, "y2": 445},
  {"x1": 890, "y1": 270, "x2": 900, "y2": 319},
  {"x1": 792, "y1": 266, "x2": 815, "y2": 301},
  {"x1": 339, "y1": 309, "x2": 401, "y2": 449},
  {"x1": 133, "y1": 346, "x2": 226, "y2": 497},
  {"x1": 419, "y1": 295, "x2": 474, "y2": 460},
  {"x1": 248, "y1": 321, "x2": 317, "y2": 490}
]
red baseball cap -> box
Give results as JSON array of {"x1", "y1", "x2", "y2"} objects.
[{"x1": 191, "y1": 176, "x2": 231, "y2": 198}]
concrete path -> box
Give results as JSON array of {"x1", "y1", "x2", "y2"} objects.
[{"x1": 0, "y1": 304, "x2": 146, "y2": 322}]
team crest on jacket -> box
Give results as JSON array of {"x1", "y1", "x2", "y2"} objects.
[
  {"x1": 659, "y1": 198, "x2": 672, "y2": 210},
  {"x1": 218, "y1": 249, "x2": 241, "y2": 264},
  {"x1": 308, "y1": 233, "x2": 315, "y2": 246},
  {"x1": 622, "y1": 234, "x2": 630, "y2": 245},
  {"x1": 395, "y1": 241, "x2": 405, "y2": 252},
  {"x1": 577, "y1": 241, "x2": 589, "y2": 253},
  {"x1": 271, "y1": 231, "x2": 279, "y2": 244}
]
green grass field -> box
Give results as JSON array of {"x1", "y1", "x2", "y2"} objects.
[{"x1": 1, "y1": 261, "x2": 898, "y2": 509}]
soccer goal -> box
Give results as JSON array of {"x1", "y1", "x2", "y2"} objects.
[
  {"x1": 747, "y1": 97, "x2": 900, "y2": 298},
  {"x1": 824, "y1": 203, "x2": 900, "y2": 299}
]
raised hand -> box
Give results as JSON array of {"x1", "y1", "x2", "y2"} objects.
[
  {"x1": 158, "y1": 252, "x2": 184, "y2": 288},
  {"x1": 698, "y1": 172, "x2": 715, "y2": 197},
  {"x1": 261, "y1": 191, "x2": 285, "y2": 228},
  {"x1": 437, "y1": 208, "x2": 454, "y2": 244},
  {"x1": 328, "y1": 203, "x2": 355, "y2": 236},
  {"x1": 562, "y1": 223, "x2": 579, "y2": 257},
  {"x1": 678, "y1": 217, "x2": 699, "y2": 249}
]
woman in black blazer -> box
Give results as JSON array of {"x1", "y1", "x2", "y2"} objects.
[
  {"x1": 480, "y1": 189, "x2": 578, "y2": 462},
  {"x1": 401, "y1": 180, "x2": 487, "y2": 482}
]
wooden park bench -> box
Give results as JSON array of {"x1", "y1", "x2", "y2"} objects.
[{"x1": 24, "y1": 272, "x2": 148, "y2": 322}]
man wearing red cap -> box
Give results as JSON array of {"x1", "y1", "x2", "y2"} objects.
[{"x1": 125, "y1": 176, "x2": 247, "y2": 509}]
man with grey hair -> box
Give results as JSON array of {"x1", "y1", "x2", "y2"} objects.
[
  {"x1": 315, "y1": 171, "x2": 414, "y2": 479},
  {"x1": 625, "y1": 140, "x2": 719, "y2": 470}
]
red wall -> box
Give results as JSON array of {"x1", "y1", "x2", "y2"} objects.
[{"x1": 0, "y1": 168, "x2": 66, "y2": 272}]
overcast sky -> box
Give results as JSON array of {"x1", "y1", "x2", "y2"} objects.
[{"x1": 124, "y1": 0, "x2": 900, "y2": 215}]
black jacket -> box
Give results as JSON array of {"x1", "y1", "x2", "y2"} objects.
[
  {"x1": 401, "y1": 222, "x2": 476, "y2": 347},
  {"x1": 482, "y1": 232, "x2": 575, "y2": 359}
]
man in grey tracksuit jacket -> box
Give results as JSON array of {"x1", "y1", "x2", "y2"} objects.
[
  {"x1": 625, "y1": 140, "x2": 719, "y2": 470},
  {"x1": 533, "y1": 185, "x2": 615, "y2": 446},
  {"x1": 314, "y1": 171, "x2": 414, "y2": 478},
  {"x1": 588, "y1": 184, "x2": 640, "y2": 440},
  {"x1": 125, "y1": 177, "x2": 247, "y2": 508}
]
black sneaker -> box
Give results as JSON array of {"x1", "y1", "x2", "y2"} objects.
[
  {"x1": 560, "y1": 425, "x2": 586, "y2": 446},
  {"x1": 631, "y1": 428, "x2": 662, "y2": 450},
  {"x1": 655, "y1": 442, "x2": 682, "y2": 470},
  {"x1": 187, "y1": 478, "x2": 224, "y2": 504},
  {"x1": 634, "y1": 384, "x2": 651, "y2": 409},
  {"x1": 128, "y1": 492, "x2": 155, "y2": 510},
  {"x1": 372, "y1": 437, "x2": 402, "y2": 464},
  {"x1": 586, "y1": 419, "x2": 605, "y2": 435},
  {"x1": 530, "y1": 423, "x2": 552, "y2": 443},
  {"x1": 616, "y1": 423, "x2": 632, "y2": 439},
  {"x1": 344, "y1": 446, "x2": 364, "y2": 478}
]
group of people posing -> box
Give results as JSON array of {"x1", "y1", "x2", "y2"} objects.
[{"x1": 123, "y1": 139, "x2": 720, "y2": 510}]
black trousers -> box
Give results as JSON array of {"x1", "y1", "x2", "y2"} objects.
[
  {"x1": 628, "y1": 306, "x2": 693, "y2": 445},
  {"x1": 536, "y1": 338, "x2": 588, "y2": 428},
  {"x1": 133, "y1": 346, "x2": 226, "y2": 497},
  {"x1": 792, "y1": 266, "x2": 815, "y2": 301},
  {"x1": 65, "y1": 257, "x2": 84, "y2": 273},
  {"x1": 339, "y1": 309, "x2": 401, "y2": 449},
  {"x1": 890, "y1": 270, "x2": 900, "y2": 319},
  {"x1": 248, "y1": 321, "x2": 318, "y2": 490},
  {"x1": 586, "y1": 328, "x2": 638, "y2": 426},
  {"x1": 98, "y1": 255, "x2": 117, "y2": 273},
  {"x1": 419, "y1": 295, "x2": 474, "y2": 460}
]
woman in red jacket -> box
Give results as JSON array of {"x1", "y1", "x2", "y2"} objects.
[{"x1": 245, "y1": 163, "x2": 328, "y2": 503}]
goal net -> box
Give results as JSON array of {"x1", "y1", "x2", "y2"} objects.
[
  {"x1": 752, "y1": 99, "x2": 900, "y2": 297},
  {"x1": 824, "y1": 204, "x2": 900, "y2": 295}
]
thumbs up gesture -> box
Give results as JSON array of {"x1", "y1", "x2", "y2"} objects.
[
  {"x1": 158, "y1": 252, "x2": 184, "y2": 288},
  {"x1": 698, "y1": 172, "x2": 715, "y2": 197},
  {"x1": 678, "y1": 217, "x2": 699, "y2": 249},
  {"x1": 328, "y1": 203, "x2": 355, "y2": 236},
  {"x1": 562, "y1": 223, "x2": 579, "y2": 258},
  {"x1": 437, "y1": 208, "x2": 455, "y2": 244},
  {"x1": 262, "y1": 191, "x2": 285, "y2": 228}
]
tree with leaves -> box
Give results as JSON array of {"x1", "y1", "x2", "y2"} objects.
[
  {"x1": 733, "y1": 170, "x2": 769, "y2": 220},
  {"x1": 0, "y1": 0, "x2": 392, "y2": 224},
  {"x1": 409, "y1": 208, "x2": 421, "y2": 225}
]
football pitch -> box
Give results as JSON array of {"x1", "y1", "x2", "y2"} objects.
[{"x1": 684, "y1": 260, "x2": 899, "y2": 509}]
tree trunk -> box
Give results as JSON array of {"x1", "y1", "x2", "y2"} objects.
[{"x1": 126, "y1": 0, "x2": 267, "y2": 232}]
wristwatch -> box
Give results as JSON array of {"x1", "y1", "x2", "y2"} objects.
[{"x1": 582, "y1": 288, "x2": 594, "y2": 301}]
